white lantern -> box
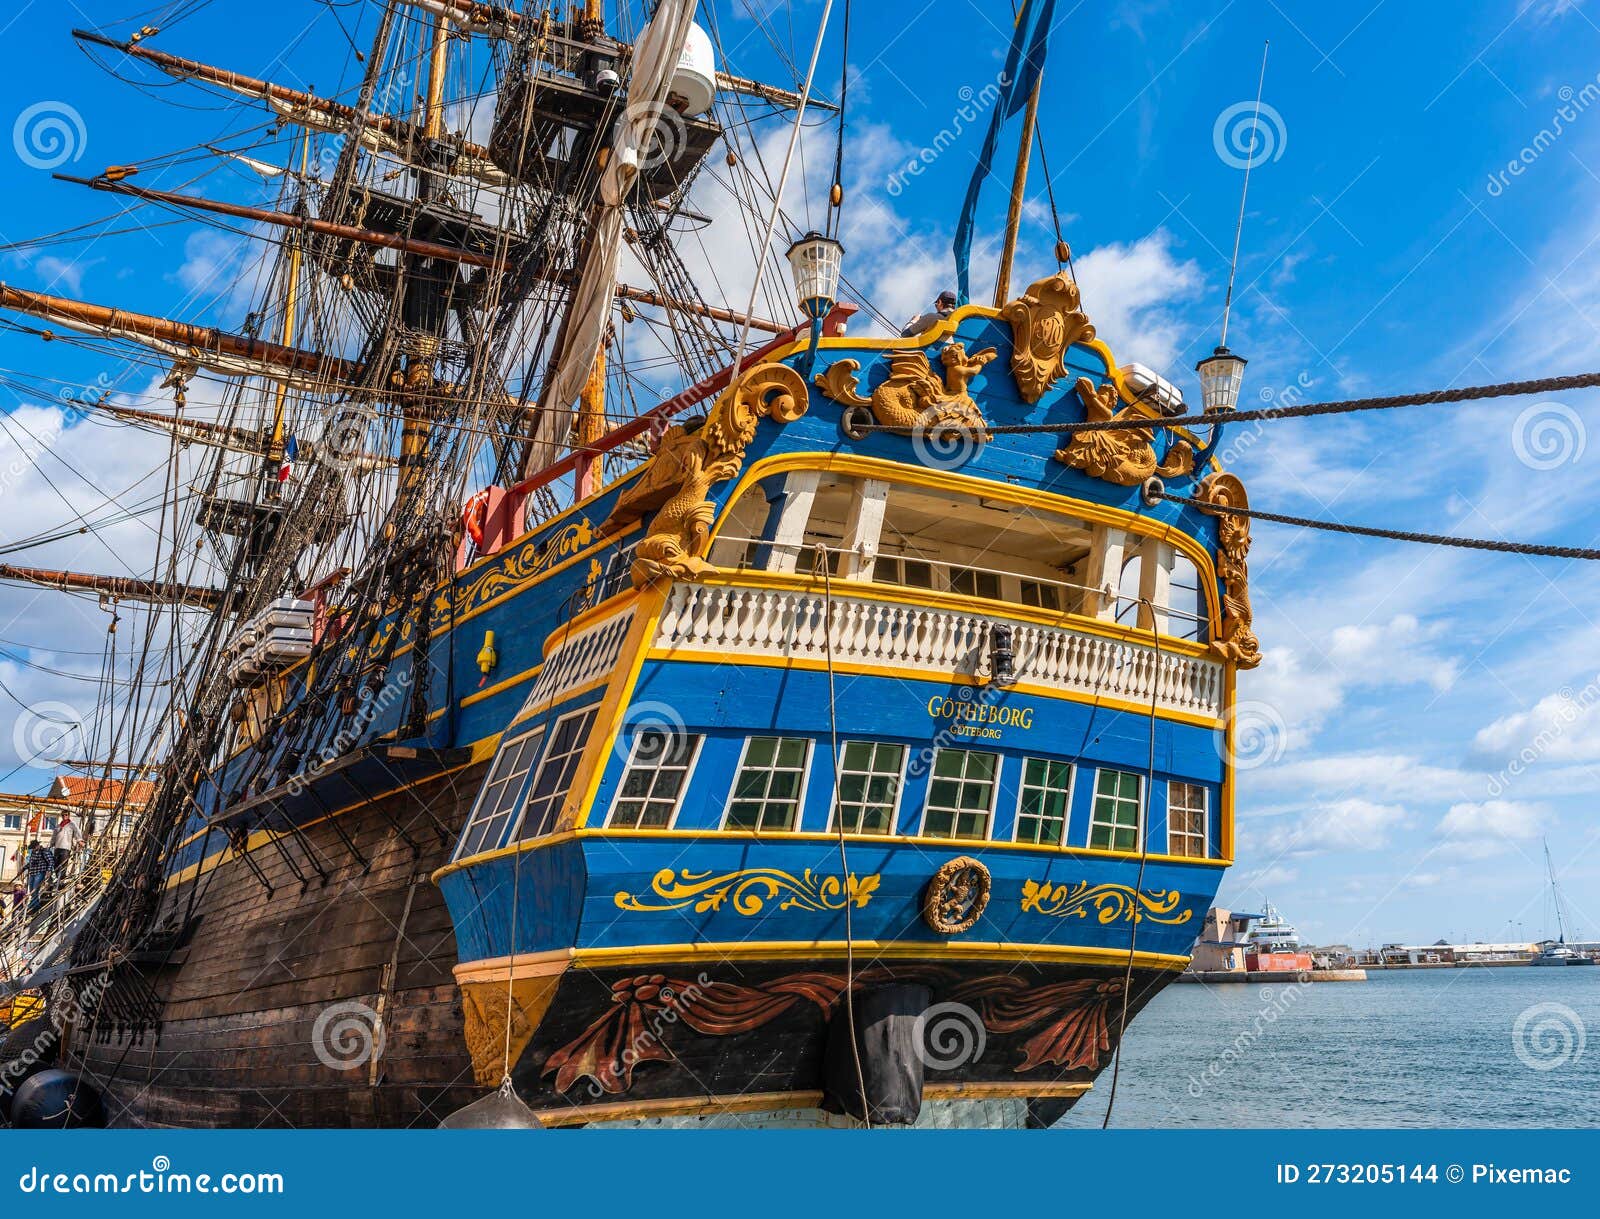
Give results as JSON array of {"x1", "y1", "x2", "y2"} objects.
[
  {"x1": 785, "y1": 231, "x2": 844, "y2": 321},
  {"x1": 1196, "y1": 345, "x2": 1248, "y2": 413}
]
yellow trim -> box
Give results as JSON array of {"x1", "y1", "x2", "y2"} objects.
[
  {"x1": 459, "y1": 661, "x2": 543, "y2": 709},
  {"x1": 538, "y1": 590, "x2": 641, "y2": 655},
  {"x1": 532, "y1": 1081, "x2": 1091, "y2": 1127},
  {"x1": 709, "y1": 452, "x2": 1224, "y2": 639},
  {"x1": 456, "y1": 940, "x2": 1191, "y2": 975},
  {"x1": 505, "y1": 672, "x2": 616, "y2": 730},
  {"x1": 436, "y1": 824, "x2": 1230, "y2": 884},
  {"x1": 642, "y1": 648, "x2": 1223, "y2": 730},
  {"x1": 563, "y1": 587, "x2": 668, "y2": 832}
]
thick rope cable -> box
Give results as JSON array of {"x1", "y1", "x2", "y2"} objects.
[
  {"x1": 1155, "y1": 489, "x2": 1600, "y2": 560},
  {"x1": 850, "y1": 370, "x2": 1600, "y2": 435},
  {"x1": 1101, "y1": 600, "x2": 1161, "y2": 1129},
  {"x1": 814, "y1": 543, "x2": 870, "y2": 1129}
]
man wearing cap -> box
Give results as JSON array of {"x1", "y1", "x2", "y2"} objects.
[{"x1": 901, "y1": 289, "x2": 958, "y2": 337}]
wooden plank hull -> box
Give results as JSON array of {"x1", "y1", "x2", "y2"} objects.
[{"x1": 72, "y1": 769, "x2": 485, "y2": 1129}]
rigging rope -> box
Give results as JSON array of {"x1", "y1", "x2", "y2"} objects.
[
  {"x1": 1102, "y1": 601, "x2": 1162, "y2": 1130},
  {"x1": 849, "y1": 370, "x2": 1600, "y2": 435},
  {"x1": 814, "y1": 542, "x2": 870, "y2": 1129},
  {"x1": 1153, "y1": 488, "x2": 1600, "y2": 561}
]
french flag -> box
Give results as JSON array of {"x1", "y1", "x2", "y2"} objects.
[{"x1": 278, "y1": 436, "x2": 298, "y2": 482}]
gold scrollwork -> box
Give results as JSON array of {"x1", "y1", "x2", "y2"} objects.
[
  {"x1": 1000, "y1": 271, "x2": 1096, "y2": 404},
  {"x1": 614, "y1": 866, "x2": 881, "y2": 915},
  {"x1": 1193, "y1": 472, "x2": 1262, "y2": 670},
  {"x1": 1054, "y1": 376, "x2": 1195, "y2": 487},
  {"x1": 600, "y1": 363, "x2": 809, "y2": 586},
  {"x1": 1019, "y1": 879, "x2": 1194, "y2": 925}
]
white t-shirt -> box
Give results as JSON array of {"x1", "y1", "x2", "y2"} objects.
[{"x1": 51, "y1": 820, "x2": 83, "y2": 852}]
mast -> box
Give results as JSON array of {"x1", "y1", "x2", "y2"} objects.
[
  {"x1": 571, "y1": 0, "x2": 608, "y2": 502},
  {"x1": 1545, "y1": 839, "x2": 1569, "y2": 944},
  {"x1": 393, "y1": 7, "x2": 454, "y2": 521},
  {"x1": 993, "y1": 75, "x2": 1042, "y2": 307},
  {"x1": 266, "y1": 129, "x2": 312, "y2": 498}
]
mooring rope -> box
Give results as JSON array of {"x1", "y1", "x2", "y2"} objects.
[
  {"x1": 1153, "y1": 489, "x2": 1600, "y2": 561},
  {"x1": 847, "y1": 370, "x2": 1600, "y2": 435}
]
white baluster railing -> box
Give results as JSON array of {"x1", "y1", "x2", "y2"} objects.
[{"x1": 654, "y1": 583, "x2": 1225, "y2": 719}]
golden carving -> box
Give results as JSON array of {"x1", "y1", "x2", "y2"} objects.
[
  {"x1": 1194, "y1": 472, "x2": 1262, "y2": 669},
  {"x1": 614, "y1": 866, "x2": 881, "y2": 915},
  {"x1": 1019, "y1": 879, "x2": 1193, "y2": 925},
  {"x1": 459, "y1": 975, "x2": 562, "y2": 1087},
  {"x1": 1000, "y1": 271, "x2": 1096, "y2": 403},
  {"x1": 922, "y1": 856, "x2": 992, "y2": 934},
  {"x1": 599, "y1": 363, "x2": 808, "y2": 586},
  {"x1": 814, "y1": 343, "x2": 997, "y2": 435},
  {"x1": 1054, "y1": 376, "x2": 1196, "y2": 487}
]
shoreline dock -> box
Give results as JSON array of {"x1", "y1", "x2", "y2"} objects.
[{"x1": 1177, "y1": 968, "x2": 1368, "y2": 984}]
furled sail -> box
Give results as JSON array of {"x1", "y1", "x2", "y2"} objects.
[{"x1": 522, "y1": 0, "x2": 701, "y2": 477}]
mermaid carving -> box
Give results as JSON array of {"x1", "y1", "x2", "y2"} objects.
[
  {"x1": 1054, "y1": 376, "x2": 1195, "y2": 487},
  {"x1": 600, "y1": 363, "x2": 809, "y2": 586}
]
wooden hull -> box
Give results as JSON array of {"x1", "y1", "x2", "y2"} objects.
[{"x1": 72, "y1": 768, "x2": 485, "y2": 1128}]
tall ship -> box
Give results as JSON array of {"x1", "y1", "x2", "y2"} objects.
[{"x1": 0, "y1": 0, "x2": 1260, "y2": 1128}]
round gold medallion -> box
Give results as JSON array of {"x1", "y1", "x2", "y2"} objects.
[{"x1": 922, "y1": 856, "x2": 991, "y2": 935}]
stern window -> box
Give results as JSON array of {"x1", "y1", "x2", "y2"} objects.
[
  {"x1": 923, "y1": 749, "x2": 999, "y2": 840},
  {"x1": 609, "y1": 731, "x2": 703, "y2": 829},
  {"x1": 832, "y1": 741, "x2": 905, "y2": 835},
  {"x1": 455, "y1": 728, "x2": 546, "y2": 859},
  {"x1": 1090, "y1": 769, "x2": 1143, "y2": 852},
  {"x1": 516, "y1": 708, "x2": 599, "y2": 841},
  {"x1": 1016, "y1": 758, "x2": 1073, "y2": 846},
  {"x1": 1167, "y1": 781, "x2": 1208, "y2": 858},
  {"x1": 724, "y1": 737, "x2": 810, "y2": 832}
]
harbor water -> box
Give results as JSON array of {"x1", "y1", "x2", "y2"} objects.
[{"x1": 1058, "y1": 967, "x2": 1600, "y2": 1127}]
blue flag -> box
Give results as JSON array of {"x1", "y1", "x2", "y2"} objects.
[{"x1": 952, "y1": 0, "x2": 1059, "y2": 305}]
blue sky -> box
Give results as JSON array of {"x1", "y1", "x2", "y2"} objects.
[{"x1": 3, "y1": 0, "x2": 1600, "y2": 948}]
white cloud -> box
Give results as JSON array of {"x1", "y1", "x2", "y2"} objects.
[
  {"x1": 1071, "y1": 230, "x2": 1205, "y2": 373},
  {"x1": 1435, "y1": 799, "x2": 1549, "y2": 859},
  {"x1": 1471, "y1": 688, "x2": 1600, "y2": 766},
  {"x1": 1253, "y1": 798, "x2": 1410, "y2": 857}
]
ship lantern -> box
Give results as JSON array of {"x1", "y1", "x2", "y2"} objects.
[
  {"x1": 785, "y1": 231, "x2": 845, "y2": 321},
  {"x1": 1195, "y1": 345, "x2": 1248, "y2": 412},
  {"x1": 988, "y1": 623, "x2": 1017, "y2": 686}
]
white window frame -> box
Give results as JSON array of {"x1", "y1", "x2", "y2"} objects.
[
  {"x1": 1088, "y1": 768, "x2": 1144, "y2": 853},
  {"x1": 607, "y1": 730, "x2": 705, "y2": 830},
  {"x1": 919, "y1": 748, "x2": 1001, "y2": 841},
  {"x1": 831, "y1": 740, "x2": 909, "y2": 836},
  {"x1": 721, "y1": 736, "x2": 813, "y2": 833},
  {"x1": 1166, "y1": 780, "x2": 1209, "y2": 859},
  {"x1": 513, "y1": 706, "x2": 600, "y2": 842},
  {"x1": 454, "y1": 726, "x2": 547, "y2": 860},
  {"x1": 1012, "y1": 757, "x2": 1076, "y2": 847},
  {"x1": 1, "y1": 814, "x2": 21, "y2": 831}
]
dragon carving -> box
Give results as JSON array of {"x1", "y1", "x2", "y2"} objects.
[
  {"x1": 1193, "y1": 472, "x2": 1262, "y2": 669},
  {"x1": 814, "y1": 342, "x2": 998, "y2": 435},
  {"x1": 1055, "y1": 376, "x2": 1196, "y2": 487},
  {"x1": 600, "y1": 363, "x2": 808, "y2": 586},
  {"x1": 1000, "y1": 271, "x2": 1096, "y2": 403}
]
